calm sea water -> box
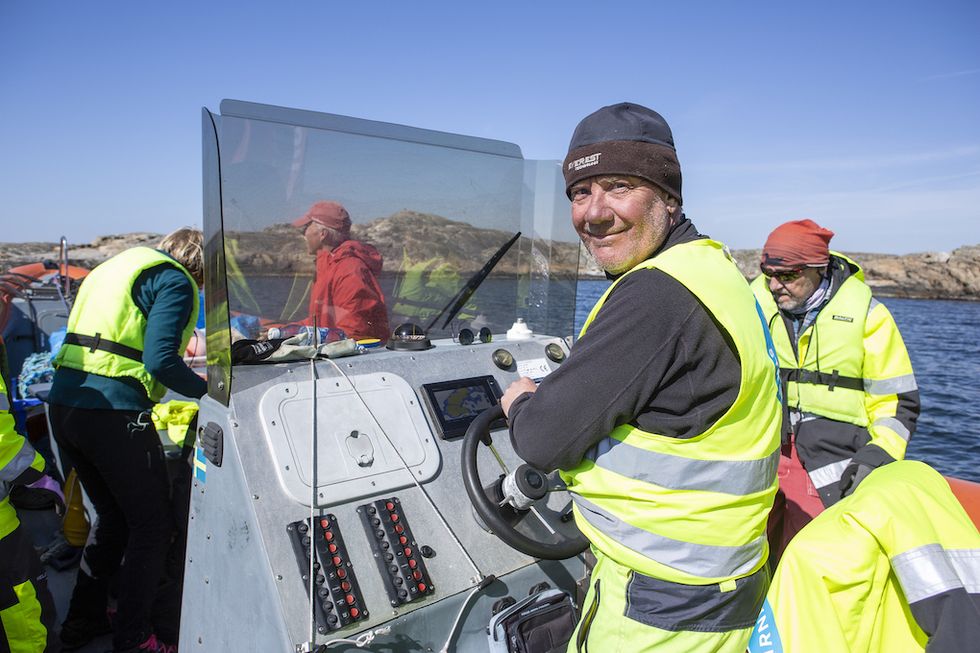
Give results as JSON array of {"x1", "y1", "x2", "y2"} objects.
[{"x1": 576, "y1": 280, "x2": 980, "y2": 483}]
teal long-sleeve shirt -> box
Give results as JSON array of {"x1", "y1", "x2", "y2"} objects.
[{"x1": 48, "y1": 256, "x2": 206, "y2": 410}]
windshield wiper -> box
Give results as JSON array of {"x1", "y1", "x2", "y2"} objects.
[{"x1": 425, "y1": 231, "x2": 521, "y2": 332}]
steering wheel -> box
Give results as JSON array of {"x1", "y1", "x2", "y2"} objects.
[{"x1": 461, "y1": 404, "x2": 589, "y2": 560}]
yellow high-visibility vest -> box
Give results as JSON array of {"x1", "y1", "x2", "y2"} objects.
[
  {"x1": 55, "y1": 247, "x2": 198, "y2": 402},
  {"x1": 565, "y1": 239, "x2": 782, "y2": 584}
]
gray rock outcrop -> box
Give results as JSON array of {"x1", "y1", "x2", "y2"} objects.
[{"x1": 2, "y1": 214, "x2": 978, "y2": 302}]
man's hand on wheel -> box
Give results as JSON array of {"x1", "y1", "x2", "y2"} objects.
[{"x1": 502, "y1": 377, "x2": 538, "y2": 418}]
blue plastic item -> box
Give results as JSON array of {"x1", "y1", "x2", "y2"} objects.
[
  {"x1": 196, "y1": 291, "x2": 206, "y2": 328},
  {"x1": 48, "y1": 327, "x2": 67, "y2": 362}
]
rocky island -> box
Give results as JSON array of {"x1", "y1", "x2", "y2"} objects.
[{"x1": 3, "y1": 211, "x2": 978, "y2": 301}]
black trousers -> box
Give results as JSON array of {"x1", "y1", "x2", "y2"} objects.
[{"x1": 49, "y1": 404, "x2": 175, "y2": 650}]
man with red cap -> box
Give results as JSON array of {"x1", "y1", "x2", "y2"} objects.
[
  {"x1": 751, "y1": 219, "x2": 919, "y2": 562},
  {"x1": 293, "y1": 200, "x2": 389, "y2": 342}
]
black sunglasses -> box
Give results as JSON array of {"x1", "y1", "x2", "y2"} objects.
[{"x1": 761, "y1": 266, "x2": 804, "y2": 283}]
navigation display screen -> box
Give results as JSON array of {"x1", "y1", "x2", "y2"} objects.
[{"x1": 421, "y1": 376, "x2": 503, "y2": 440}]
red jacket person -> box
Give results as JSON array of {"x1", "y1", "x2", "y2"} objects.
[{"x1": 293, "y1": 201, "x2": 389, "y2": 342}]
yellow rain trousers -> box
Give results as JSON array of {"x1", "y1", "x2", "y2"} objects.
[
  {"x1": 570, "y1": 552, "x2": 765, "y2": 653},
  {"x1": 1, "y1": 375, "x2": 58, "y2": 652}
]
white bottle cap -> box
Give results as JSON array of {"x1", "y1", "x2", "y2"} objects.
[{"x1": 506, "y1": 318, "x2": 533, "y2": 340}]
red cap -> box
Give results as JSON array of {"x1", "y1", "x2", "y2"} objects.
[
  {"x1": 761, "y1": 219, "x2": 834, "y2": 271},
  {"x1": 292, "y1": 201, "x2": 351, "y2": 232}
]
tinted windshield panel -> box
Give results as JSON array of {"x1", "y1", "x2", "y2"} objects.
[{"x1": 208, "y1": 101, "x2": 578, "y2": 356}]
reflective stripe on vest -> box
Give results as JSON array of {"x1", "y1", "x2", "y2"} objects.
[
  {"x1": 55, "y1": 247, "x2": 198, "y2": 402},
  {"x1": 867, "y1": 375, "x2": 918, "y2": 395},
  {"x1": 807, "y1": 458, "x2": 852, "y2": 490},
  {"x1": 892, "y1": 543, "x2": 980, "y2": 604},
  {"x1": 591, "y1": 436, "x2": 780, "y2": 495},
  {"x1": 573, "y1": 495, "x2": 768, "y2": 579},
  {"x1": 564, "y1": 239, "x2": 781, "y2": 584},
  {"x1": 0, "y1": 440, "x2": 40, "y2": 486}
]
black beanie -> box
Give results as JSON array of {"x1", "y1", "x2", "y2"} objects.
[{"x1": 562, "y1": 102, "x2": 682, "y2": 204}]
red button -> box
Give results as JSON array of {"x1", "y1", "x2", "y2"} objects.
[
  {"x1": 337, "y1": 569, "x2": 347, "y2": 579},
  {"x1": 394, "y1": 524, "x2": 404, "y2": 534},
  {"x1": 408, "y1": 559, "x2": 417, "y2": 569},
  {"x1": 328, "y1": 543, "x2": 337, "y2": 553},
  {"x1": 385, "y1": 502, "x2": 395, "y2": 511},
  {"x1": 324, "y1": 531, "x2": 334, "y2": 541},
  {"x1": 404, "y1": 547, "x2": 412, "y2": 557},
  {"x1": 341, "y1": 581, "x2": 351, "y2": 591},
  {"x1": 399, "y1": 536, "x2": 408, "y2": 545},
  {"x1": 391, "y1": 513, "x2": 400, "y2": 522},
  {"x1": 332, "y1": 556, "x2": 342, "y2": 567},
  {"x1": 350, "y1": 607, "x2": 360, "y2": 619},
  {"x1": 413, "y1": 570, "x2": 422, "y2": 580},
  {"x1": 345, "y1": 594, "x2": 355, "y2": 605},
  {"x1": 320, "y1": 518, "x2": 330, "y2": 529},
  {"x1": 417, "y1": 583, "x2": 427, "y2": 592}
]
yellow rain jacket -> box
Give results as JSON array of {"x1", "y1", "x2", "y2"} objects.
[
  {"x1": 751, "y1": 253, "x2": 919, "y2": 505},
  {"x1": 749, "y1": 461, "x2": 980, "y2": 653}
]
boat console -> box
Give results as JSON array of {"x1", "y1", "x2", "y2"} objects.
[{"x1": 182, "y1": 100, "x2": 588, "y2": 652}]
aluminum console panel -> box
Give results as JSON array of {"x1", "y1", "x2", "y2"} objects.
[{"x1": 259, "y1": 371, "x2": 440, "y2": 507}]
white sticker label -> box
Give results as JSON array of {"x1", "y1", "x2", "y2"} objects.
[{"x1": 517, "y1": 358, "x2": 552, "y2": 381}]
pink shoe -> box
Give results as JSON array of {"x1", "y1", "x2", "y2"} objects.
[{"x1": 117, "y1": 633, "x2": 176, "y2": 653}]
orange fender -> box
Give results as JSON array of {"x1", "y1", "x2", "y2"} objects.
[
  {"x1": 8, "y1": 261, "x2": 89, "y2": 280},
  {"x1": 946, "y1": 476, "x2": 980, "y2": 529}
]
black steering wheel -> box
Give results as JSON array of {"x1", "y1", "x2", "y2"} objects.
[{"x1": 461, "y1": 404, "x2": 589, "y2": 560}]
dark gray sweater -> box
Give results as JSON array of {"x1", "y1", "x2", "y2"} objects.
[{"x1": 508, "y1": 217, "x2": 741, "y2": 471}]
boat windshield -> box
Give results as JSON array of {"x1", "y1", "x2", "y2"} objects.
[{"x1": 202, "y1": 101, "x2": 582, "y2": 402}]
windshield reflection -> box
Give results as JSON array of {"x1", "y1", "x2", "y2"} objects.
[{"x1": 205, "y1": 101, "x2": 580, "y2": 373}]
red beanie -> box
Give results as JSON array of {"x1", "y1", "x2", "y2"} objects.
[{"x1": 761, "y1": 219, "x2": 834, "y2": 271}]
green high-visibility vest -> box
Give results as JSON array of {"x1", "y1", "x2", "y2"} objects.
[
  {"x1": 55, "y1": 247, "x2": 198, "y2": 403},
  {"x1": 565, "y1": 239, "x2": 782, "y2": 585}
]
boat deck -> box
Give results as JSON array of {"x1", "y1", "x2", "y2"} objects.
[{"x1": 20, "y1": 506, "x2": 111, "y2": 653}]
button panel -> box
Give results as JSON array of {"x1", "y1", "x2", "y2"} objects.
[
  {"x1": 357, "y1": 497, "x2": 435, "y2": 606},
  {"x1": 286, "y1": 515, "x2": 368, "y2": 633}
]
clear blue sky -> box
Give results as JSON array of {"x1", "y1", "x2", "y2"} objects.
[{"x1": 2, "y1": 1, "x2": 978, "y2": 254}]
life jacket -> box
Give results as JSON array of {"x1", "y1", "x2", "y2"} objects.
[
  {"x1": 751, "y1": 253, "x2": 917, "y2": 501},
  {"x1": 0, "y1": 374, "x2": 45, "y2": 538},
  {"x1": 564, "y1": 239, "x2": 782, "y2": 585},
  {"x1": 55, "y1": 247, "x2": 199, "y2": 403},
  {"x1": 749, "y1": 461, "x2": 980, "y2": 653}
]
